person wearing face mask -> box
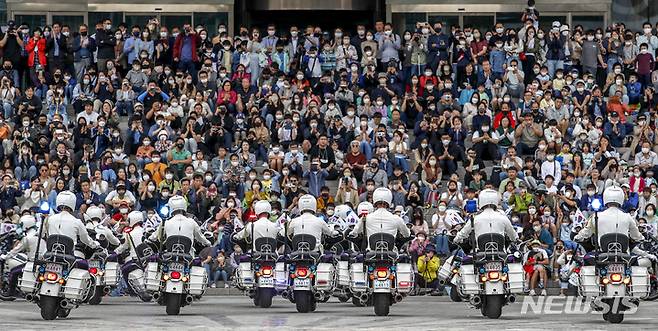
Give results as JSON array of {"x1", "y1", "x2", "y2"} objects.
[
  {"x1": 636, "y1": 23, "x2": 658, "y2": 56},
  {"x1": 454, "y1": 189, "x2": 519, "y2": 252},
  {"x1": 540, "y1": 151, "x2": 562, "y2": 183}
]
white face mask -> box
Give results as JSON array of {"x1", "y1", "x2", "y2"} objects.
[
  {"x1": 528, "y1": 208, "x2": 536, "y2": 215},
  {"x1": 533, "y1": 225, "x2": 541, "y2": 232},
  {"x1": 438, "y1": 205, "x2": 446, "y2": 212},
  {"x1": 165, "y1": 173, "x2": 174, "y2": 180},
  {"x1": 147, "y1": 184, "x2": 156, "y2": 192}
]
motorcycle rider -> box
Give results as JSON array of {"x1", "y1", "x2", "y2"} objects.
[
  {"x1": 351, "y1": 188, "x2": 411, "y2": 249},
  {"x1": 45, "y1": 191, "x2": 102, "y2": 264},
  {"x1": 233, "y1": 200, "x2": 280, "y2": 251},
  {"x1": 149, "y1": 195, "x2": 211, "y2": 255},
  {"x1": 453, "y1": 189, "x2": 519, "y2": 250},
  {"x1": 0, "y1": 215, "x2": 46, "y2": 299},
  {"x1": 284, "y1": 194, "x2": 339, "y2": 252},
  {"x1": 575, "y1": 186, "x2": 657, "y2": 266},
  {"x1": 357, "y1": 202, "x2": 374, "y2": 217},
  {"x1": 114, "y1": 211, "x2": 151, "y2": 300},
  {"x1": 85, "y1": 206, "x2": 120, "y2": 249}
]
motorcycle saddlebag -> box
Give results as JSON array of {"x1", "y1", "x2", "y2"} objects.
[
  {"x1": 144, "y1": 262, "x2": 162, "y2": 291},
  {"x1": 506, "y1": 263, "x2": 525, "y2": 294},
  {"x1": 315, "y1": 262, "x2": 335, "y2": 291},
  {"x1": 459, "y1": 265, "x2": 480, "y2": 295},
  {"x1": 630, "y1": 266, "x2": 650, "y2": 298},
  {"x1": 337, "y1": 260, "x2": 350, "y2": 286},
  {"x1": 578, "y1": 266, "x2": 601, "y2": 297},
  {"x1": 395, "y1": 262, "x2": 413, "y2": 293},
  {"x1": 187, "y1": 266, "x2": 208, "y2": 295},
  {"x1": 274, "y1": 262, "x2": 288, "y2": 291},
  {"x1": 103, "y1": 261, "x2": 120, "y2": 286},
  {"x1": 349, "y1": 262, "x2": 367, "y2": 291},
  {"x1": 238, "y1": 262, "x2": 254, "y2": 288},
  {"x1": 18, "y1": 262, "x2": 39, "y2": 294},
  {"x1": 63, "y1": 268, "x2": 91, "y2": 300}
]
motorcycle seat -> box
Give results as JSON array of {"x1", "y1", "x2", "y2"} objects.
[
  {"x1": 597, "y1": 252, "x2": 631, "y2": 263},
  {"x1": 365, "y1": 251, "x2": 398, "y2": 261},
  {"x1": 41, "y1": 252, "x2": 76, "y2": 265},
  {"x1": 161, "y1": 252, "x2": 193, "y2": 263},
  {"x1": 288, "y1": 251, "x2": 319, "y2": 261}
]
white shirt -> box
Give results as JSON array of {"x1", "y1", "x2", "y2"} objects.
[
  {"x1": 352, "y1": 208, "x2": 411, "y2": 240},
  {"x1": 149, "y1": 214, "x2": 211, "y2": 255},
  {"x1": 234, "y1": 217, "x2": 280, "y2": 251},
  {"x1": 575, "y1": 207, "x2": 643, "y2": 248},
  {"x1": 284, "y1": 212, "x2": 338, "y2": 251},
  {"x1": 45, "y1": 211, "x2": 99, "y2": 249},
  {"x1": 541, "y1": 160, "x2": 562, "y2": 183},
  {"x1": 454, "y1": 208, "x2": 519, "y2": 245}
]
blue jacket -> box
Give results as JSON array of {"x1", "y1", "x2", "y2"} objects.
[
  {"x1": 603, "y1": 122, "x2": 626, "y2": 147},
  {"x1": 72, "y1": 36, "x2": 97, "y2": 62},
  {"x1": 302, "y1": 169, "x2": 328, "y2": 197}
]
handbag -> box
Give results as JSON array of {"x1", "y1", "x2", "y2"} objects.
[{"x1": 519, "y1": 52, "x2": 527, "y2": 61}]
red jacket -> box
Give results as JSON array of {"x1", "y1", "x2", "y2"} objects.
[
  {"x1": 26, "y1": 37, "x2": 47, "y2": 68},
  {"x1": 173, "y1": 33, "x2": 201, "y2": 62},
  {"x1": 493, "y1": 110, "x2": 516, "y2": 129}
]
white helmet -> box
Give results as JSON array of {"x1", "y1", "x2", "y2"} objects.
[
  {"x1": 254, "y1": 200, "x2": 272, "y2": 216},
  {"x1": 603, "y1": 186, "x2": 624, "y2": 207},
  {"x1": 357, "y1": 202, "x2": 374, "y2": 217},
  {"x1": 55, "y1": 191, "x2": 77, "y2": 212},
  {"x1": 334, "y1": 204, "x2": 352, "y2": 219},
  {"x1": 298, "y1": 194, "x2": 317, "y2": 213},
  {"x1": 19, "y1": 215, "x2": 37, "y2": 230},
  {"x1": 477, "y1": 189, "x2": 500, "y2": 209},
  {"x1": 85, "y1": 206, "x2": 103, "y2": 222},
  {"x1": 127, "y1": 211, "x2": 144, "y2": 227},
  {"x1": 168, "y1": 195, "x2": 187, "y2": 214},
  {"x1": 373, "y1": 187, "x2": 393, "y2": 207}
]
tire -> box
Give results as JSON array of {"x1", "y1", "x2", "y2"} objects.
[
  {"x1": 311, "y1": 298, "x2": 317, "y2": 311},
  {"x1": 257, "y1": 288, "x2": 273, "y2": 308},
  {"x1": 338, "y1": 295, "x2": 350, "y2": 303},
  {"x1": 449, "y1": 285, "x2": 462, "y2": 302},
  {"x1": 165, "y1": 293, "x2": 182, "y2": 315},
  {"x1": 57, "y1": 308, "x2": 71, "y2": 318},
  {"x1": 373, "y1": 293, "x2": 391, "y2": 316},
  {"x1": 352, "y1": 296, "x2": 364, "y2": 307},
  {"x1": 484, "y1": 295, "x2": 504, "y2": 319},
  {"x1": 0, "y1": 288, "x2": 16, "y2": 301},
  {"x1": 294, "y1": 291, "x2": 313, "y2": 313},
  {"x1": 40, "y1": 296, "x2": 60, "y2": 320},
  {"x1": 606, "y1": 313, "x2": 624, "y2": 324},
  {"x1": 88, "y1": 286, "x2": 104, "y2": 305}
]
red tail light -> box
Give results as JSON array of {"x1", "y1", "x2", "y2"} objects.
[
  {"x1": 46, "y1": 272, "x2": 58, "y2": 281},
  {"x1": 89, "y1": 267, "x2": 98, "y2": 275},
  {"x1": 171, "y1": 271, "x2": 181, "y2": 279},
  {"x1": 296, "y1": 267, "x2": 309, "y2": 278},
  {"x1": 376, "y1": 267, "x2": 389, "y2": 280},
  {"x1": 261, "y1": 266, "x2": 273, "y2": 277}
]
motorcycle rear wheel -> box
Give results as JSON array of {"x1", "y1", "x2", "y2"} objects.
[
  {"x1": 40, "y1": 296, "x2": 60, "y2": 320},
  {"x1": 449, "y1": 284, "x2": 462, "y2": 302},
  {"x1": 604, "y1": 312, "x2": 624, "y2": 323},
  {"x1": 57, "y1": 308, "x2": 71, "y2": 318},
  {"x1": 257, "y1": 288, "x2": 273, "y2": 308},
  {"x1": 484, "y1": 295, "x2": 504, "y2": 319},
  {"x1": 294, "y1": 291, "x2": 313, "y2": 313},
  {"x1": 165, "y1": 293, "x2": 182, "y2": 315},
  {"x1": 88, "y1": 286, "x2": 104, "y2": 305},
  {"x1": 373, "y1": 293, "x2": 391, "y2": 316}
]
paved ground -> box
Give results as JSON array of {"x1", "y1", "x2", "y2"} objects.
[{"x1": 0, "y1": 295, "x2": 656, "y2": 330}]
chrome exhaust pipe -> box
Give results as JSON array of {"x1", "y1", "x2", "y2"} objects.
[
  {"x1": 359, "y1": 293, "x2": 369, "y2": 305},
  {"x1": 470, "y1": 295, "x2": 481, "y2": 306},
  {"x1": 185, "y1": 295, "x2": 194, "y2": 304},
  {"x1": 152, "y1": 292, "x2": 161, "y2": 301},
  {"x1": 438, "y1": 279, "x2": 447, "y2": 286},
  {"x1": 60, "y1": 299, "x2": 70, "y2": 309},
  {"x1": 393, "y1": 292, "x2": 404, "y2": 303},
  {"x1": 507, "y1": 294, "x2": 516, "y2": 304},
  {"x1": 103, "y1": 286, "x2": 111, "y2": 294},
  {"x1": 25, "y1": 293, "x2": 36, "y2": 302},
  {"x1": 313, "y1": 291, "x2": 323, "y2": 301},
  {"x1": 281, "y1": 290, "x2": 289, "y2": 300}
]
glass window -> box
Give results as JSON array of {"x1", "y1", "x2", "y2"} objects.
[
  {"x1": 572, "y1": 15, "x2": 604, "y2": 31},
  {"x1": 0, "y1": 0, "x2": 7, "y2": 25},
  {"x1": 392, "y1": 13, "x2": 426, "y2": 34},
  {"x1": 539, "y1": 16, "x2": 567, "y2": 31},
  {"x1": 496, "y1": 12, "x2": 524, "y2": 30},
  {"x1": 161, "y1": 15, "x2": 192, "y2": 30},
  {"x1": 125, "y1": 15, "x2": 154, "y2": 28},
  {"x1": 15, "y1": 14, "x2": 47, "y2": 30},
  {"x1": 52, "y1": 15, "x2": 84, "y2": 30},
  {"x1": 428, "y1": 15, "x2": 459, "y2": 33},
  {"x1": 464, "y1": 15, "x2": 495, "y2": 33},
  {"x1": 88, "y1": 12, "x2": 123, "y2": 26},
  {"x1": 193, "y1": 12, "x2": 228, "y2": 31}
]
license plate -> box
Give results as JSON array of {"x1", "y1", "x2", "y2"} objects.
[
  {"x1": 608, "y1": 264, "x2": 624, "y2": 273},
  {"x1": 294, "y1": 278, "x2": 310, "y2": 288},
  {"x1": 45, "y1": 263, "x2": 62, "y2": 274},
  {"x1": 374, "y1": 280, "x2": 391, "y2": 289},
  {"x1": 89, "y1": 261, "x2": 101, "y2": 268},
  {"x1": 485, "y1": 262, "x2": 502, "y2": 271},
  {"x1": 169, "y1": 263, "x2": 184, "y2": 271},
  {"x1": 259, "y1": 277, "x2": 274, "y2": 286}
]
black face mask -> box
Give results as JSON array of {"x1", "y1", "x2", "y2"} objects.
[{"x1": 80, "y1": 31, "x2": 88, "y2": 37}]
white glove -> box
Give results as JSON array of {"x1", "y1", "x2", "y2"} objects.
[{"x1": 646, "y1": 254, "x2": 657, "y2": 262}]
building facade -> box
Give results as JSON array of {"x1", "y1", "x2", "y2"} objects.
[{"x1": 0, "y1": 0, "x2": 654, "y2": 32}]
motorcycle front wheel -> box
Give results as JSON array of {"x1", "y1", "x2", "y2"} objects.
[
  {"x1": 165, "y1": 293, "x2": 182, "y2": 315},
  {"x1": 294, "y1": 291, "x2": 313, "y2": 313},
  {"x1": 373, "y1": 293, "x2": 391, "y2": 316},
  {"x1": 40, "y1": 296, "x2": 60, "y2": 320}
]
